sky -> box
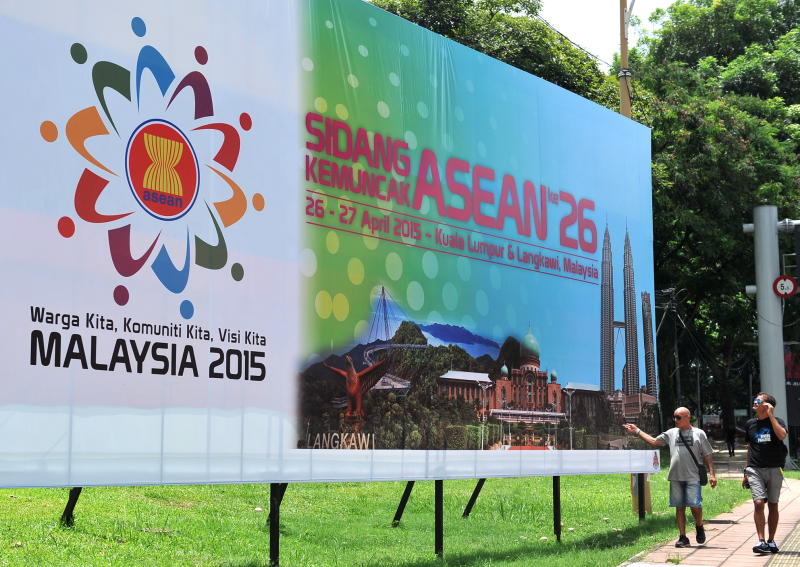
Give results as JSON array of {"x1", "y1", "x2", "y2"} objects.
[{"x1": 539, "y1": 0, "x2": 676, "y2": 70}]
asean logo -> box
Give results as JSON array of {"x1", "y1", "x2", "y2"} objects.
[
  {"x1": 39, "y1": 17, "x2": 263, "y2": 319},
  {"x1": 126, "y1": 119, "x2": 199, "y2": 220}
]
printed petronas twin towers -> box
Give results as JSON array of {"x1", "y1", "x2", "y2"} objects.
[{"x1": 599, "y1": 227, "x2": 657, "y2": 396}]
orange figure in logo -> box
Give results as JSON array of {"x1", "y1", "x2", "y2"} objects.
[{"x1": 324, "y1": 355, "x2": 386, "y2": 418}]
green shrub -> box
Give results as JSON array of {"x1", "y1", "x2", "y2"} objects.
[{"x1": 445, "y1": 425, "x2": 467, "y2": 449}]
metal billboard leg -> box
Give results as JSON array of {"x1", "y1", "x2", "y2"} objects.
[
  {"x1": 391, "y1": 481, "x2": 415, "y2": 527},
  {"x1": 462, "y1": 478, "x2": 486, "y2": 518},
  {"x1": 435, "y1": 479, "x2": 443, "y2": 557},
  {"x1": 269, "y1": 483, "x2": 288, "y2": 567},
  {"x1": 637, "y1": 473, "x2": 646, "y2": 521},
  {"x1": 59, "y1": 487, "x2": 83, "y2": 527},
  {"x1": 553, "y1": 476, "x2": 561, "y2": 542}
]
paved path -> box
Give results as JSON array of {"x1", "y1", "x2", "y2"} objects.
[{"x1": 621, "y1": 443, "x2": 800, "y2": 567}]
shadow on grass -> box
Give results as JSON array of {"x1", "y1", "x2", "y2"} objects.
[
  {"x1": 220, "y1": 515, "x2": 678, "y2": 567},
  {"x1": 365, "y1": 515, "x2": 678, "y2": 567}
]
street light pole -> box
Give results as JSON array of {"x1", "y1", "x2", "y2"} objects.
[
  {"x1": 477, "y1": 380, "x2": 491, "y2": 450},
  {"x1": 564, "y1": 389, "x2": 575, "y2": 450}
]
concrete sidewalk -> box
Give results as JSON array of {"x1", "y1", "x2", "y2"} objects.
[{"x1": 621, "y1": 477, "x2": 800, "y2": 567}]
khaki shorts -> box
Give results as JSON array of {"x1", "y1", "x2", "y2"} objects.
[{"x1": 745, "y1": 466, "x2": 783, "y2": 503}]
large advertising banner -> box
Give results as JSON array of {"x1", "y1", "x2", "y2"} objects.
[{"x1": 0, "y1": 0, "x2": 658, "y2": 488}]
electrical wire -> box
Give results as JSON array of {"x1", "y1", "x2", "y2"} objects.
[{"x1": 533, "y1": 15, "x2": 615, "y2": 69}]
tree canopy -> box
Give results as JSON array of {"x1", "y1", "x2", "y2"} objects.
[
  {"x1": 635, "y1": 0, "x2": 800, "y2": 426},
  {"x1": 372, "y1": 0, "x2": 618, "y2": 105}
]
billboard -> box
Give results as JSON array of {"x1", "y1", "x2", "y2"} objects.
[{"x1": 0, "y1": 0, "x2": 658, "y2": 487}]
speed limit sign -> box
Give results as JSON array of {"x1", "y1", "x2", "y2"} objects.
[{"x1": 773, "y1": 275, "x2": 798, "y2": 298}]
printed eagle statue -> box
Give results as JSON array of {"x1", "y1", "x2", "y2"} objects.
[{"x1": 323, "y1": 354, "x2": 386, "y2": 418}]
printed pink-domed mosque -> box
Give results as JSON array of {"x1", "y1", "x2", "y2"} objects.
[
  {"x1": 437, "y1": 326, "x2": 562, "y2": 414},
  {"x1": 499, "y1": 326, "x2": 561, "y2": 412}
]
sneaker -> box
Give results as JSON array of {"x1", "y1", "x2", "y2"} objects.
[
  {"x1": 675, "y1": 535, "x2": 690, "y2": 548},
  {"x1": 696, "y1": 525, "x2": 706, "y2": 544},
  {"x1": 767, "y1": 541, "x2": 779, "y2": 553},
  {"x1": 753, "y1": 541, "x2": 770, "y2": 554}
]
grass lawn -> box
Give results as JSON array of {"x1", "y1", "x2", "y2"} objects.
[
  {"x1": 784, "y1": 469, "x2": 800, "y2": 479},
  {"x1": 0, "y1": 472, "x2": 751, "y2": 567}
]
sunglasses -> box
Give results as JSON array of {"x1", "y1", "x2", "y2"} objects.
[
  {"x1": 754, "y1": 399, "x2": 763, "y2": 404},
  {"x1": 672, "y1": 414, "x2": 684, "y2": 420}
]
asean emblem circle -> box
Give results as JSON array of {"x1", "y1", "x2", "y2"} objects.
[{"x1": 125, "y1": 119, "x2": 200, "y2": 220}]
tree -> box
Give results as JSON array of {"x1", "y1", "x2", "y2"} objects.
[
  {"x1": 720, "y1": 45, "x2": 778, "y2": 97},
  {"x1": 772, "y1": 29, "x2": 800, "y2": 101},
  {"x1": 371, "y1": 0, "x2": 616, "y2": 106},
  {"x1": 635, "y1": 0, "x2": 800, "y2": 424},
  {"x1": 647, "y1": 0, "x2": 800, "y2": 68}
]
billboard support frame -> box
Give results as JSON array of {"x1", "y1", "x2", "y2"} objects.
[
  {"x1": 45, "y1": 474, "x2": 651, "y2": 561},
  {"x1": 638, "y1": 473, "x2": 646, "y2": 521},
  {"x1": 462, "y1": 478, "x2": 486, "y2": 518},
  {"x1": 435, "y1": 480, "x2": 444, "y2": 557},
  {"x1": 553, "y1": 476, "x2": 562, "y2": 542},
  {"x1": 392, "y1": 481, "x2": 416, "y2": 527},
  {"x1": 59, "y1": 486, "x2": 83, "y2": 527},
  {"x1": 269, "y1": 483, "x2": 288, "y2": 567}
]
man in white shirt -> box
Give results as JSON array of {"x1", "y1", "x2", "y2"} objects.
[{"x1": 624, "y1": 407, "x2": 717, "y2": 547}]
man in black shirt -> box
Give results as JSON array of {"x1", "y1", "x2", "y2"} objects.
[{"x1": 743, "y1": 392, "x2": 788, "y2": 554}]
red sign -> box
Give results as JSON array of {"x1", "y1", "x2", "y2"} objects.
[{"x1": 774, "y1": 275, "x2": 798, "y2": 298}]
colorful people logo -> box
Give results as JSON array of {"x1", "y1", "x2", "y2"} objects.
[{"x1": 39, "y1": 17, "x2": 263, "y2": 319}]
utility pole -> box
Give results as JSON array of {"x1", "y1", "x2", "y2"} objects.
[
  {"x1": 673, "y1": 318, "x2": 681, "y2": 405},
  {"x1": 742, "y1": 206, "x2": 793, "y2": 442},
  {"x1": 695, "y1": 359, "x2": 701, "y2": 419},
  {"x1": 619, "y1": 0, "x2": 635, "y2": 117}
]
